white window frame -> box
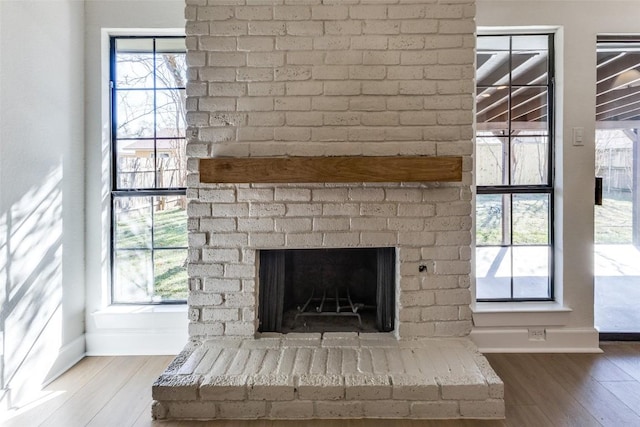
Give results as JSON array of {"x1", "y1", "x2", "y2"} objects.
[{"x1": 85, "y1": 28, "x2": 188, "y2": 356}]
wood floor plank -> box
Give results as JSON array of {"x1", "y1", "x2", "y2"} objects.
[
  {"x1": 497, "y1": 354, "x2": 602, "y2": 427},
  {"x1": 602, "y1": 342, "x2": 640, "y2": 382},
  {"x1": 132, "y1": 412, "x2": 188, "y2": 427},
  {"x1": 42, "y1": 356, "x2": 150, "y2": 427},
  {"x1": 504, "y1": 404, "x2": 554, "y2": 427},
  {"x1": 3, "y1": 356, "x2": 115, "y2": 427},
  {"x1": 165, "y1": 420, "x2": 505, "y2": 427},
  {"x1": 600, "y1": 380, "x2": 640, "y2": 418},
  {"x1": 87, "y1": 355, "x2": 174, "y2": 427},
  {"x1": 530, "y1": 353, "x2": 640, "y2": 426},
  {"x1": 485, "y1": 354, "x2": 537, "y2": 406},
  {"x1": 556, "y1": 352, "x2": 634, "y2": 382}
]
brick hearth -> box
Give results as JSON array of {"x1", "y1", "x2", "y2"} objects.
[{"x1": 153, "y1": 334, "x2": 503, "y2": 420}]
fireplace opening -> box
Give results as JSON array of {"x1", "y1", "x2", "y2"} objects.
[{"x1": 258, "y1": 248, "x2": 395, "y2": 334}]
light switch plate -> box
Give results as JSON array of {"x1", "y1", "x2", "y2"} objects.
[{"x1": 573, "y1": 127, "x2": 584, "y2": 146}]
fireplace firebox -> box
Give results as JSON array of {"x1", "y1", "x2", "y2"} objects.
[{"x1": 258, "y1": 248, "x2": 395, "y2": 334}]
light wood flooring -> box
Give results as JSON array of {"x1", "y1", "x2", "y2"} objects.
[{"x1": 5, "y1": 342, "x2": 640, "y2": 427}]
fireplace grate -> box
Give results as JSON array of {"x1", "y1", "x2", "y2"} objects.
[{"x1": 293, "y1": 284, "x2": 364, "y2": 328}]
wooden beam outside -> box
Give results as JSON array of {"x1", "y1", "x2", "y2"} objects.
[
  {"x1": 199, "y1": 156, "x2": 463, "y2": 184},
  {"x1": 597, "y1": 120, "x2": 640, "y2": 129}
]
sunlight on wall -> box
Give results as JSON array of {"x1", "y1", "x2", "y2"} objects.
[{"x1": 1, "y1": 166, "x2": 64, "y2": 410}]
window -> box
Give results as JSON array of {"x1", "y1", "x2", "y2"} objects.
[
  {"x1": 475, "y1": 34, "x2": 554, "y2": 301},
  {"x1": 110, "y1": 36, "x2": 187, "y2": 303}
]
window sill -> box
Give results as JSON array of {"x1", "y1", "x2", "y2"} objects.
[
  {"x1": 472, "y1": 301, "x2": 572, "y2": 327},
  {"x1": 92, "y1": 304, "x2": 188, "y2": 330}
]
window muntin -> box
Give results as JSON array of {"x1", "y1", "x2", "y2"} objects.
[
  {"x1": 110, "y1": 36, "x2": 187, "y2": 303},
  {"x1": 475, "y1": 34, "x2": 554, "y2": 301}
]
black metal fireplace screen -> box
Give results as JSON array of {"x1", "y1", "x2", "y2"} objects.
[{"x1": 258, "y1": 248, "x2": 395, "y2": 333}]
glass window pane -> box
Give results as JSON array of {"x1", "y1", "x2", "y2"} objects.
[
  {"x1": 115, "y1": 90, "x2": 156, "y2": 138},
  {"x1": 156, "y1": 89, "x2": 186, "y2": 137},
  {"x1": 510, "y1": 87, "x2": 548, "y2": 128},
  {"x1": 115, "y1": 140, "x2": 156, "y2": 189},
  {"x1": 476, "y1": 246, "x2": 512, "y2": 299},
  {"x1": 511, "y1": 35, "x2": 549, "y2": 86},
  {"x1": 115, "y1": 39, "x2": 186, "y2": 90},
  {"x1": 116, "y1": 38, "x2": 153, "y2": 53},
  {"x1": 115, "y1": 39, "x2": 155, "y2": 89},
  {"x1": 477, "y1": 35, "x2": 510, "y2": 53},
  {"x1": 512, "y1": 246, "x2": 550, "y2": 298},
  {"x1": 512, "y1": 35, "x2": 548, "y2": 52},
  {"x1": 153, "y1": 196, "x2": 188, "y2": 248},
  {"x1": 595, "y1": 129, "x2": 633, "y2": 243},
  {"x1": 114, "y1": 250, "x2": 153, "y2": 303},
  {"x1": 476, "y1": 36, "x2": 510, "y2": 88},
  {"x1": 156, "y1": 52, "x2": 187, "y2": 89},
  {"x1": 156, "y1": 38, "x2": 186, "y2": 53},
  {"x1": 154, "y1": 249, "x2": 188, "y2": 301},
  {"x1": 476, "y1": 86, "x2": 509, "y2": 127},
  {"x1": 114, "y1": 197, "x2": 152, "y2": 248},
  {"x1": 155, "y1": 139, "x2": 187, "y2": 188},
  {"x1": 597, "y1": 82, "x2": 640, "y2": 120},
  {"x1": 115, "y1": 53, "x2": 155, "y2": 89},
  {"x1": 511, "y1": 136, "x2": 549, "y2": 185},
  {"x1": 476, "y1": 135, "x2": 507, "y2": 186},
  {"x1": 512, "y1": 194, "x2": 550, "y2": 244},
  {"x1": 476, "y1": 194, "x2": 505, "y2": 245}
]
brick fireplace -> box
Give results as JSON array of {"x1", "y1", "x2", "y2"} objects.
[
  {"x1": 184, "y1": 180, "x2": 475, "y2": 340},
  {"x1": 152, "y1": 0, "x2": 504, "y2": 420},
  {"x1": 257, "y1": 247, "x2": 396, "y2": 334}
]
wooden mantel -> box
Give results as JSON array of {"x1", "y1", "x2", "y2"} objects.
[{"x1": 199, "y1": 156, "x2": 462, "y2": 184}]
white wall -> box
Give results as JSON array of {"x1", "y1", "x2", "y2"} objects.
[
  {"x1": 0, "y1": 0, "x2": 85, "y2": 410},
  {"x1": 83, "y1": 0, "x2": 188, "y2": 355},
  {"x1": 472, "y1": 0, "x2": 640, "y2": 352}
]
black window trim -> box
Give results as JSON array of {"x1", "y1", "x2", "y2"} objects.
[
  {"x1": 109, "y1": 35, "x2": 187, "y2": 305},
  {"x1": 476, "y1": 32, "x2": 556, "y2": 302}
]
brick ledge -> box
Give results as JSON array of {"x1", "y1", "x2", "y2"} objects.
[{"x1": 152, "y1": 334, "x2": 504, "y2": 420}]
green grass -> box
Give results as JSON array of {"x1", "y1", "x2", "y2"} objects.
[
  {"x1": 154, "y1": 249, "x2": 188, "y2": 301},
  {"x1": 476, "y1": 195, "x2": 502, "y2": 245},
  {"x1": 476, "y1": 194, "x2": 549, "y2": 245},
  {"x1": 116, "y1": 205, "x2": 187, "y2": 248},
  {"x1": 595, "y1": 191, "x2": 632, "y2": 244},
  {"x1": 154, "y1": 207, "x2": 188, "y2": 248},
  {"x1": 115, "y1": 203, "x2": 188, "y2": 301}
]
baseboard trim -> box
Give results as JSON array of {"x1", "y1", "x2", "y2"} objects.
[
  {"x1": 43, "y1": 335, "x2": 86, "y2": 386},
  {"x1": 471, "y1": 327, "x2": 602, "y2": 353},
  {"x1": 86, "y1": 331, "x2": 186, "y2": 356}
]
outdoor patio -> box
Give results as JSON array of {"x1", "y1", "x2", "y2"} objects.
[{"x1": 595, "y1": 244, "x2": 640, "y2": 333}]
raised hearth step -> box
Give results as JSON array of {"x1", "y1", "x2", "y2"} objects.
[{"x1": 152, "y1": 334, "x2": 504, "y2": 420}]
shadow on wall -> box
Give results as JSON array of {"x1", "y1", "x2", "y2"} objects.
[
  {"x1": 1, "y1": 165, "x2": 65, "y2": 411},
  {"x1": 0, "y1": 0, "x2": 87, "y2": 415}
]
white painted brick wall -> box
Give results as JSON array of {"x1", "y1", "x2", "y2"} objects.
[{"x1": 186, "y1": 0, "x2": 475, "y2": 340}]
